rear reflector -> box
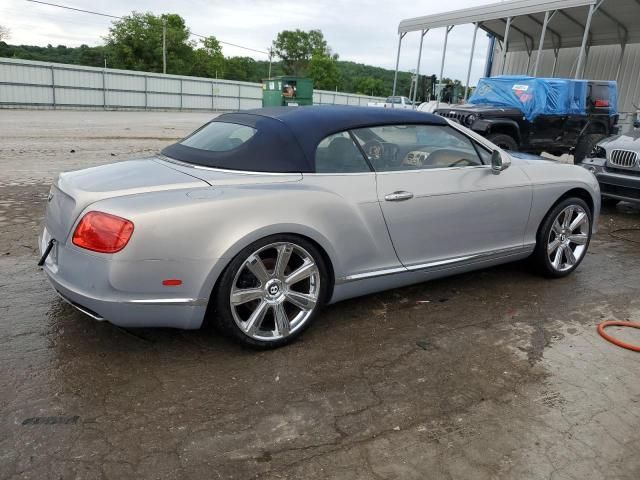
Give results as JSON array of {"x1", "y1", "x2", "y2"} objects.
[
  {"x1": 595, "y1": 99, "x2": 609, "y2": 107},
  {"x1": 72, "y1": 211, "x2": 134, "y2": 253},
  {"x1": 162, "y1": 279, "x2": 183, "y2": 286}
]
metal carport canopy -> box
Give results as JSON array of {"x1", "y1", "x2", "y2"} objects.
[{"x1": 398, "y1": 0, "x2": 640, "y2": 52}]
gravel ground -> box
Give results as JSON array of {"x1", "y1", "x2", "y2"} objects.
[{"x1": 1, "y1": 110, "x2": 639, "y2": 480}]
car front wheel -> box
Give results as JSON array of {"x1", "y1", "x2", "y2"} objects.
[
  {"x1": 213, "y1": 235, "x2": 328, "y2": 349},
  {"x1": 532, "y1": 197, "x2": 592, "y2": 277}
]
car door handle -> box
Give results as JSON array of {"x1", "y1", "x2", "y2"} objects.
[{"x1": 385, "y1": 191, "x2": 414, "y2": 202}]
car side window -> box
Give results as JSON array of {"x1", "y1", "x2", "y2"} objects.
[
  {"x1": 473, "y1": 140, "x2": 492, "y2": 164},
  {"x1": 351, "y1": 124, "x2": 484, "y2": 172},
  {"x1": 315, "y1": 132, "x2": 371, "y2": 173}
]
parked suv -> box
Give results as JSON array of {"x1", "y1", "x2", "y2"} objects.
[
  {"x1": 580, "y1": 125, "x2": 640, "y2": 205},
  {"x1": 436, "y1": 76, "x2": 619, "y2": 163}
]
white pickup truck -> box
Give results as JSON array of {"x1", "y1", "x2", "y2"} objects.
[{"x1": 367, "y1": 96, "x2": 414, "y2": 109}]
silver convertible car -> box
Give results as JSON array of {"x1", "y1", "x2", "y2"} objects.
[{"x1": 39, "y1": 106, "x2": 600, "y2": 348}]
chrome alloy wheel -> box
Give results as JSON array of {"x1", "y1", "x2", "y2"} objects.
[
  {"x1": 547, "y1": 204, "x2": 590, "y2": 272},
  {"x1": 230, "y1": 242, "x2": 321, "y2": 341}
]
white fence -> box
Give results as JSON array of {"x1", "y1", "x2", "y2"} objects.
[{"x1": 0, "y1": 57, "x2": 384, "y2": 111}]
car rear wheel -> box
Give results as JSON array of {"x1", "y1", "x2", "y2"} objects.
[
  {"x1": 213, "y1": 235, "x2": 328, "y2": 349},
  {"x1": 532, "y1": 197, "x2": 592, "y2": 278},
  {"x1": 486, "y1": 133, "x2": 518, "y2": 151}
]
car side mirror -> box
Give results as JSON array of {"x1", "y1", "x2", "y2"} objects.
[{"x1": 491, "y1": 150, "x2": 511, "y2": 174}]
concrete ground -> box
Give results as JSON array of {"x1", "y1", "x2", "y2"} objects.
[{"x1": 1, "y1": 110, "x2": 639, "y2": 480}]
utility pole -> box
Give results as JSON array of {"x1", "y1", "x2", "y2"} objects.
[
  {"x1": 268, "y1": 47, "x2": 273, "y2": 78},
  {"x1": 162, "y1": 18, "x2": 167, "y2": 74}
]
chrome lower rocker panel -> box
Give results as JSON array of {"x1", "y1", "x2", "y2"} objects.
[{"x1": 338, "y1": 244, "x2": 535, "y2": 284}]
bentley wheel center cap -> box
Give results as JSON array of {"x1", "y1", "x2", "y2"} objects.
[{"x1": 265, "y1": 280, "x2": 283, "y2": 298}]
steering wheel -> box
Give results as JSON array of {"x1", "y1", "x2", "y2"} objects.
[
  {"x1": 363, "y1": 140, "x2": 401, "y2": 169},
  {"x1": 363, "y1": 140, "x2": 384, "y2": 162}
]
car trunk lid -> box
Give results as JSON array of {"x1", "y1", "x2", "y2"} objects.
[
  {"x1": 45, "y1": 158, "x2": 209, "y2": 242},
  {"x1": 46, "y1": 156, "x2": 302, "y2": 242}
]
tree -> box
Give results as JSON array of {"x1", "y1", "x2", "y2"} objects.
[
  {"x1": 272, "y1": 29, "x2": 331, "y2": 75},
  {"x1": 353, "y1": 77, "x2": 386, "y2": 96},
  {"x1": 104, "y1": 12, "x2": 194, "y2": 74},
  {"x1": 308, "y1": 54, "x2": 340, "y2": 90},
  {"x1": 190, "y1": 36, "x2": 224, "y2": 78}
]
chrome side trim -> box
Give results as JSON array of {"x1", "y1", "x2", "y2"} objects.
[
  {"x1": 342, "y1": 266, "x2": 407, "y2": 282},
  {"x1": 406, "y1": 254, "x2": 478, "y2": 271},
  {"x1": 157, "y1": 156, "x2": 302, "y2": 176},
  {"x1": 339, "y1": 244, "x2": 534, "y2": 284},
  {"x1": 126, "y1": 298, "x2": 208, "y2": 306},
  {"x1": 374, "y1": 165, "x2": 490, "y2": 175}
]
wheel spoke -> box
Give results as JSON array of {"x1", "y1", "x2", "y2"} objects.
[
  {"x1": 243, "y1": 300, "x2": 269, "y2": 335},
  {"x1": 548, "y1": 238, "x2": 561, "y2": 255},
  {"x1": 274, "y1": 244, "x2": 293, "y2": 279},
  {"x1": 568, "y1": 233, "x2": 588, "y2": 245},
  {"x1": 564, "y1": 245, "x2": 577, "y2": 265},
  {"x1": 285, "y1": 261, "x2": 316, "y2": 286},
  {"x1": 552, "y1": 246, "x2": 563, "y2": 269},
  {"x1": 272, "y1": 303, "x2": 290, "y2": 336},
  {"x1": 231, "y1": 288, "x2": 264, "y2": 306},
  {"x1": 285, "y1": 290, "x2": 317, "y2": 310},
  {"x1": 569, "y1": 212, "x2": 587, "y2": 231},
  {"x1": 246, "y1": 254, "x2": 270, "y2": 285},
  {"x1": 552, "y1": 220, "x2": 563, "y2": 235},
  {"x1": 562, "y1": 207, "x2": 574, "y2": 228}
]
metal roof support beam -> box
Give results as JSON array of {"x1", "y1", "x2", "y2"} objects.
[
  {"x1": 533, "y1": 10, "x2": 552, "y2": 76},
  {"x1": 464, "y1": 23, "x2": 480, "y2": 101},
  {"x1": 597, "y1": 6, "x2": 628, "y2": 40},
  {"x1": 551, "y1": 48, "x2": 560, "y2": 77},
  {"x1": 527, "y1": 11, "x2": 561, "y2": 49},
  {"x1": 412, "y1": 29, "x2": 429, "y2": 107},
  {"x1": 391, "y1": 32, "x2": 407, "y2": 97},
  {"x1": 616, "y1": 42, "x2": 626, "y2": 82},
  {"x1": 597, "y1": 4, "x2": 628, "y2": 81},
  {"x1": 558, "y1": 10, "x2": 592, "y2": 46},
  {"x1": 437, "y1": 25, "x2": 454, "y2": 108},
  {"x1": 501, "y1": 17, "x2": 512, "y2": 74},
  {"x1": 575, "y1": 1, "x2": 604, "y2": 78}
]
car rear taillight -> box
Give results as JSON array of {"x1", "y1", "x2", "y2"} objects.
[{"x1": 72, "y1": 211, "x2": 134, "y2": 253}]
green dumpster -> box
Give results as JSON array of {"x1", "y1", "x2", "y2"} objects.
[{"x1": 262, "y1": 76, "x2": 313, "y2": 107}]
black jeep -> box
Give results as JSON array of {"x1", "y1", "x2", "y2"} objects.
[{"x1": 436, "y1": 76, "x2": 619, "y2": 163}]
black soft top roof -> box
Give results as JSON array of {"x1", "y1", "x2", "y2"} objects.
[{"x1": 162, "y1": 105, "x2": 447, "y2": 173}]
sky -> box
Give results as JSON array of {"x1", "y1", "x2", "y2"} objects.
[{"x1": 0, "y1": 0, "x2": 500, "y2": 85}]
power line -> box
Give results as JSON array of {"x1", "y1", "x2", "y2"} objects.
[
  {"x1": 25, "y1": 1, "x2": 120, "y2": 19},
  {"x1": 24, "y1": 0, "x2": 269, "y2": 55}
]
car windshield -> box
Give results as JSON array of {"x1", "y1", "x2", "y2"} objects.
[{"x1": 180, "y1": 122, "x2": 256, "y2": 152}]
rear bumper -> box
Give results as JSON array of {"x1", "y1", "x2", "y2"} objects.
[{"x1": 40, "y1": 229, "x2": 210, "y2": 329}]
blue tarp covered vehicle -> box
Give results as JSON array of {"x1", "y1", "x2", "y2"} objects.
[
  {"x1": 436, "y1": 76, "x2": 619, "y2": 161},
  {"x1": 468, "y1": 76, "x2": 618, "y2": 121}
]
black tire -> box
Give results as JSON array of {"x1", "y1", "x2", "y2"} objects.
[
  {"x1": 574, "y1": 133, "x2": 606, "y2": 164},
  {"x1": 601, "y1": 196, "x2": 619, "y2": 208},
  {"x1": 212, "y1": 234, "x2": 329, "y2": 349},
  {"x1": 486, "y1": 133, "x2": 518, "y2": 151},
  {"x1": 531, "y1": 197, "x2": 592, "y2": 278}
]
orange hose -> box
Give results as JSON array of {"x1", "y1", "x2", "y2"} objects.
[{"x1": 597, "y1": 321, "x2": 640, "y2": 352}]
